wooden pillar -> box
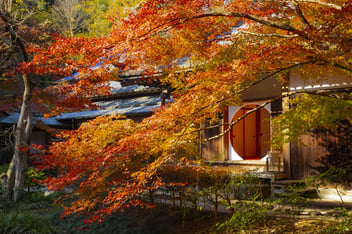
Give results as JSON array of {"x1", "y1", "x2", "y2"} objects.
[
  {"x1": 282, "y1": 72, "x2": 291, "y2": 178},
  {"x1": 223, "y1": 107, "x2": 229, "y2": 161}
]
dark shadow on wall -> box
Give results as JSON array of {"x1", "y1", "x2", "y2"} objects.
[{"x1": 313, "y1": 120, "x2": 352, "y2": 184}]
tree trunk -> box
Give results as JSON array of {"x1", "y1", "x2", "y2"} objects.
[
  {"x1": 0, "y1": 11, "x2": 34, "y2": 201},
  {"x1": 6, "y1": 74, "x2": 33, "y2": 201}
]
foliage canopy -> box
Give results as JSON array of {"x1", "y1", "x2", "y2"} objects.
[{"x1": 21, "y1": 0, "x2": 352, "y2": 222}]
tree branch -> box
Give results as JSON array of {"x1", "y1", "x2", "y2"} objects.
[
  {"x1": 332, "y1": 62, "x2": 352, "y2": 73},
  {"x1": 134, "y1": 11, "x2": 309, "y2": 42},
  {"x1": 294, "y1": 0, "x2": 342, "y2": 10},
  {"x1": 237, "y1": 30, "x2": 299, "y2": 38},
  {"x1": 203, "y1": 98, "x2": 276, "y2": 142},
  {"x1": 202, "y1": 88, "x2": 352, "y2": 142},
  {"x1": 0, "y1": 14, "x2": 29, "y2": 62},
  {"x1": 176, "y1": 60, "x2": 320, "y2": 124},
  {"x1": 291, "y1": 0, "x2": 310, "y2": 28}
]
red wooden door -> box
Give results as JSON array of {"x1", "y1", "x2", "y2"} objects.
[{"x1": 231, "y1": 105, "x2": 270, "y2": 159}]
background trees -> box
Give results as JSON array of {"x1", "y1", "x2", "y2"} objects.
[
  {"x1": 48, "y1": 0, "x2": 145, "y2": 37},
  {"x1": 51, "y1": 0, "x2": 88, "y2": 37},
  {"x1": 13, "y1": 0, "x2": 352, "y2": 220},
  {"x1": 0, "y1": 0, "x2": 112, "y2": 200}
]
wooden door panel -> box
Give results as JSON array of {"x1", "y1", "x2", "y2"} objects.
[
  {"x1": 232, "y1": 109, "x2": 244, "y2": 157},
  {"x1": 244, "y1": 110, "x2": 257, "y2": 158},
  {"x1": 230, "y1": 105, "x2": 270, "y2": 160}
]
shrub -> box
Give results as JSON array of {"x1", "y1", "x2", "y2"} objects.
[
  {"x1": 25, "y1": 167, "x2": 47, "y2": 192},
  {"x1": 0, "y1": 211, "x2": 57, "y2": 234},
  {"x1": 212, "y1": 201, "x2": 267, "y2": 233},
  {"x1": 324, "y1": 207, "x2": 352, "y2": 233}
]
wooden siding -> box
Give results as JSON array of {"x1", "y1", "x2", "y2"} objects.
[
  {"x1": 290, "y1": 134, "x2": 327, "y2": 180},
  {"x1": 200, "y1": 118, "x2": 226, "y2": 161},
  {"x1": 290, "y1": 126, "x2": 352, "y2": 180}
]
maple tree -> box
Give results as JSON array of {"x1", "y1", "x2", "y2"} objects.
[
  {"x1": 0, "y1": 1, "x2": 43, "y2": 201},
  {"x1": 0, "y1": 0, "x2": 104, "y2": 201},
  {"x1": 21, "y1": 0, "x2": 352, "y2": 221}
]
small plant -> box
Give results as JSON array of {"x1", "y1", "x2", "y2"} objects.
[
  {"x1": 0, "y1": 211, "x2": 57, "y2": 234},
  {"x1": 232, "y1": 170, "x2": 266, "y2": 201},
  {"x1": 277, "y1": 181, "x2": 312, "y2": 216},
  {"x1": 25, "y1": 167, "x2": 47, "y2": 192},
  {"x1": 212, "y1": 201, "x2": 267, "y2": 233},
  {"x1": 323, "y1": 207, "x2": 352, "y2": 233},
  {"x1": 0, "y1": 164, "x2": 9, "y2": 195}
]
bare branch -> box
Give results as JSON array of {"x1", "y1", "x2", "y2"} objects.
[
  {"x1": 51, "y1": 0, "x2": 88, "y2": 37},
  {"x1": 0, "y1": 36, "x2": 12, "y2": 47},
  {"x1": 0, "y1": 14, "x2": 29, "y2": 62}
]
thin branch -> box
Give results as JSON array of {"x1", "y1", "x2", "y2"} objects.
[
  {"x1": 236, "y1": 61, "x2": 317, "y2": 95},
  {"x1": 0, "y1": 14, "x2": 29, "y2": 62},
  {"x1": 305, "y1": 88, "x2": 352, "y2": 100},
  {"x1": 175, "y1": 60, "x2": 319, "y2": 124},
  {"x1": 0, "y1": 51, "x2": 14, "y2": 66},
  {"x1": 332, "y1": 62, "x2": 352, "y2": 73},
  {"x1": 0, "y1": 36, "x2": 12, "y2": 47},
  {"x1": 262, "y1": 0, "x2": 343, "y2": 10},
  {"x1": 203, "y1": 88, "x2": 352, "y2": 142},
  {"x1": 134, "y1": 11, "x2": 308, "y2": 42},
  {"x1": 291, "y1": 0, "x2": 310, "y2": 28},
  {"x1": 132, "y1": 0, "x2": 346, "y2": 46},
  {"x1": 131, "y1": 17, "x2": 186, "y2": 41},
  {"x1": 203, "y1": 98, "x2": 276, "y2": 142},
  {"x1": 209, "y1": 30, "x2": 299, "y2": 43},
  {"x1": 237, "y1": 30, "x2": 299, "y2": 38},
  {"x1": 294, "y1": 0, "x2": 342, "y2": 10}
]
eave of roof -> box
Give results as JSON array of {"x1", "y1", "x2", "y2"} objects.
[
  {"x1": 55, "y1": 104, "x2": 159, "y2": 120},
  {"x1": 0, "y1": 113, "x2": 63, "y2": 126}
]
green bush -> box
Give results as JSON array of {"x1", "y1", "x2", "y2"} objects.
[
  {"x1": 324, "y1": 207, "x2": 352, "y2": 233},
  {"x1": 212, "y1": 202, "x2": 267, "y2": 233},
  {"x1": 46, "y1": 207, "x2": 169, "y2": 234},
  {"x1": 0, "y1": 211, "x2": 57, "y2": 234},
  {"x1": 0, "y1": 164, "x2": 8, "y2": 174},
  {"x1": 0, "y1": 191, "x2": 54, "y2": 212},
  {"x1": 25, "y1": 167, "x2": 47, "y2": 192}
]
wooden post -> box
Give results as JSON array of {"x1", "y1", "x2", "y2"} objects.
[
  {"x1": 282, "y1": 72, "x2": 291, "y2": 178},
  {"x1": 223, "y1": 107, "x2": 229, "y2": 161}
]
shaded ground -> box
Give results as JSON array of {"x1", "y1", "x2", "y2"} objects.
[
  {"x1": 1, "y1": 191, "x2": 352, "y2": 233},
  {"x1": 107, "y1": 205, "x2": 346, "y2": 234},
  {"x1": 88, "y1": 201, "x2": 350, "y2": 234}
]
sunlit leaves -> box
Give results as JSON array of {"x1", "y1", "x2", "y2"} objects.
[
  {"x1": 272, "y1": 94, "x2": 352, "y2": 148},
  {"x1": 24, "y1": 0, "x2": 352, "y2": 223}
]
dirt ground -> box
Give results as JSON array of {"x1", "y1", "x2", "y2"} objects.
[{"x1": 121, "y1": 204, "x2": 346, "y2": 234}]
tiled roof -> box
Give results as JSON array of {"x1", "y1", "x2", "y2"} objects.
[
  {"x1": 0, "y1": 81, "x2": 168, "y2": 126},
  {"x1": 0, "y1": 113, "x2": 62, "y2": 126},
  {"x1": 55, "y1": 104, "x2": 159, "y2": 120}
]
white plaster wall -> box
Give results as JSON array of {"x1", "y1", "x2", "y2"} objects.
[{"x1": 228, "y1": 102, "x2": 271, "y2": 161}]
